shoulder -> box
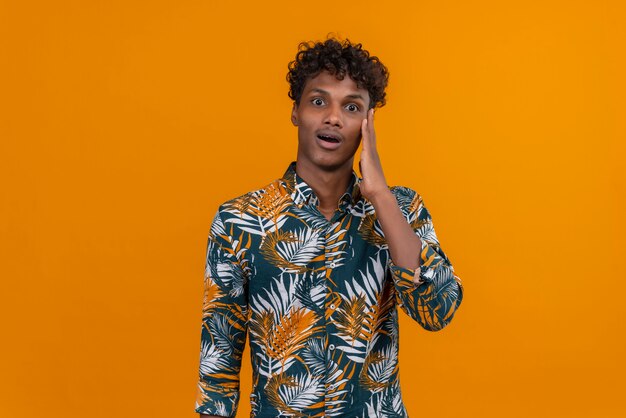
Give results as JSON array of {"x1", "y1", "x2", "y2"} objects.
[
  {"x1": 386, "y1": 185, "x2": 437, "y2": 224},
  {"x1": 389, "y1": 185, "x2": 419, "y2": 200},
  {"x1": 214, "y1": 176, "x2": 291, "y2": 218},
  {"x1": 388, "y1": 185, "x2": 424, "y2": 213}
]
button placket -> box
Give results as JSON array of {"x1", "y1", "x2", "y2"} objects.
[{"x1": 323, "y1": 222, "x2": 338, "y2": 416}]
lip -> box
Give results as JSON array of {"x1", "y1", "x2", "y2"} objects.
[{"x1": 316, "y1": 130, "x2": 343, "y2": 150}]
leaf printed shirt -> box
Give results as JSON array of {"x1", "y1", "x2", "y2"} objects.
[{"x1": 196, "y1": 162, "x2": 464, "y2": 418}]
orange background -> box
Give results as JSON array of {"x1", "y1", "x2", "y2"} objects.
[{"x1": 1, "y1": 1, "x2": 625, "y2": 417}]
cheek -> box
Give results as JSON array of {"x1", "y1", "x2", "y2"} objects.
[
  {"x1": 297, "y1": 123, "x2": 315, "y2": 142},
  {"x1": 348, "y1": 121, "x2": 364, "y2": 141},
  {"x1": 300, "y1": 118, "x2": 317, "y2": 130},
  {"x1": 295, "y1": 116, "x2": 313, "y2": 132}
]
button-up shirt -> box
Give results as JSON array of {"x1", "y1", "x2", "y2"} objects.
[{"x1": 195, "y1": 162, "x2": 464, "y2": 417}]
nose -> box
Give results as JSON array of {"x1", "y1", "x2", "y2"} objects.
[{"x1": 324, "y1": 103, "x2": 343, "y2": 128}]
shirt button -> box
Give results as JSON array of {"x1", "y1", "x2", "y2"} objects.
[
  {"x1": 330, "y1": 304, "x2": 335, "y2": 310},
  {"x1": 329, "y1": 344, "x2": 335, "y2": 351},
  {"x1": 329, "y1": 261, "x2": 336, "y2": 268}
]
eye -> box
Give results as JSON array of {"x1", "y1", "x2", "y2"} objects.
[
  {"x1": 311, "y1": 97, "x2": 325, "y2": 106},
  {"x1": 346, "y1": 103, "x2": 360, "y2": 112}
]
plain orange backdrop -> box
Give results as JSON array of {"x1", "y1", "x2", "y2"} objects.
[{"x1": 1, "y1": 1, "x2": 625, "y2": 417}]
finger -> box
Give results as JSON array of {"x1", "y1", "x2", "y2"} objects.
[
  {"x1": 361, "y1": 117, "x2": 369, "y2": 151},
  {"x1": 368, "y1": 108, "x2": 376, "y2": 146}
]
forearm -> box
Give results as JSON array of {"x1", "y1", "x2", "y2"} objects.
[{"x1": 370, "y1": 189, "x2": 422, "y2": 272}]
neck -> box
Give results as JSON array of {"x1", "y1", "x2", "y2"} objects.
[{"x1": 295, "y1": 159, "x2": 353, "y2": 211}]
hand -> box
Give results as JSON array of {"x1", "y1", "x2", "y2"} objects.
[{"x1": 359, "y1": 108, "x2": 389, "y2": 202}]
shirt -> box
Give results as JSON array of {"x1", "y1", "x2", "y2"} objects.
[{"x1": 195, "y1": 162, "x2": 464, "y2": 418}]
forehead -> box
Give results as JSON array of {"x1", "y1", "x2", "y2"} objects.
[{"x1": 302, "y1": 71, "x2": 369, "y2": 98}]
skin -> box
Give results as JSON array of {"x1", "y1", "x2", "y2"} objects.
[
  {"x1": 199, "y1": 69, "x2": 423, "y2": 418},
  {"x1": 291, "y1": 70, "x2": 366, "y2": 218},
  {"x1": 291, "y1": 70, "x2": 422, "y2": 273}
]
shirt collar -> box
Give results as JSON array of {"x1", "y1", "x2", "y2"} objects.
[{"x1": 281, "y1": 161, "x2": 362, "y2": 210}]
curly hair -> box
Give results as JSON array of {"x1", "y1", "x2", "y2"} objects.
[{"x1": 287, "y1": 38, "x2": 389, "y2": 109}]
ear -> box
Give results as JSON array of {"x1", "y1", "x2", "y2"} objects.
[{"x1": 291, "y1": 103, "x2": 298, "y2": 126}]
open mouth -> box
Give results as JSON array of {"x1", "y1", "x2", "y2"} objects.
[{"x1": 317, "y1": 134, "x2": 340, "y2": 143}]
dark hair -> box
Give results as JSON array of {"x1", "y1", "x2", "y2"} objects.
[{"x1": 287, "y1": 37, "x2": 389, "y2": 109}]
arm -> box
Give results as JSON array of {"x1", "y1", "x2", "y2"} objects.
[
  {"x1": 383, "y1": 187, "x2": 463, "y2": 331},
  {"x1": 195, "y1": 210, "x2": 248, "y2": 417},
  {"x1": 359, "y1": 109, "x2": 463, "y2": 331},
  {"x1": 369, "y1": 189, "x2": 422, "y2": 272},
  {"x1": 359, "y1": 108, "x2": 421, "y2": 272}
]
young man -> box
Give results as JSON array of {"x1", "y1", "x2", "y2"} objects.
[{"x1": 196, "y1": 38, "x2": 463, "y2": 418}]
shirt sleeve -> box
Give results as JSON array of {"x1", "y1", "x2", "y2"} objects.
[
  {"x1": 387, "y1": 187, "x2": 464, "y2": 331},
  {"x1": 195, "y1": 209, "x2": 249, "y2": 417}
]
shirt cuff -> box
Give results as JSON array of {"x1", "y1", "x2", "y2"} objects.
[
  {"x1": 388, "y1": 238, "x2": 437, "y2": 287},
  {"x1": 195, "y1": 381, "x2": 239, "y2": 417}
]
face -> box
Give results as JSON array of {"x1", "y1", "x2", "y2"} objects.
[{"x1": 291, "y1": 70, "x2": 370, "y2": 172}]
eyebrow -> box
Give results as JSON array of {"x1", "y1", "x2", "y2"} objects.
[{"x1": 309, "y1": 88, "x2": 366, "y2": 102}]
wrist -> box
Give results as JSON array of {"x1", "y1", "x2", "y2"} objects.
[{"x1": 368, "y1": 188, "x2": 394, "y2": 207}]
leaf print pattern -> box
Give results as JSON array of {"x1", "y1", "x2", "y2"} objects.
[
  {"x1": 260, "y1": 228, "x2": 322, "y2": 273},
  {"x1": 294, "y1": 271, "x2": 325, "y2": 317},
  {"x1": 266, "y1": 373, "x2": 325, "y2": 416},
  {"x1": 195, "y1": 162, "x2": 464, "y2": 417},
  {"x1": 323, "y1": 358, "x2": 352, "y2": 417},
  {"x1": 266, "y1": 307, "x2": 322, "y2": 368},
  {"x1": 358, "y1": 212, "x2": 387, "y2": 247},
  {"x1": 359, "y1": 344, "x2": 399, "y2": 393}
]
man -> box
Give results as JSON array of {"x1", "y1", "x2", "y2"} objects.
[{"x1": 196, "y1": 38, "x2": 463, "y2": 418}]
